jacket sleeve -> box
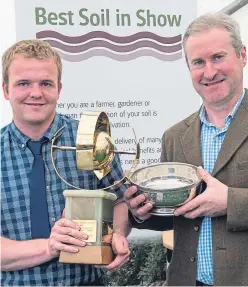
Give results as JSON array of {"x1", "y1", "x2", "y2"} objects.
[
  {"x1": 128, "y1": 211, "x2": 174, "y2": 231},
  {"x1": 227, "y1": 187, "x2": 248, "y2": 231}
]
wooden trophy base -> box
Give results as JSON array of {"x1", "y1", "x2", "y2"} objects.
[{"x1": 59, "y1": 245, "x2": 114, "y2": 264}]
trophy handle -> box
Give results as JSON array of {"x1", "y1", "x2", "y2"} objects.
[
  {"x1": 51, "y1": 126, "x2": 140, "y2": 192},
  {"x1": 51, "y1": 126, "x2": 81, "y2": 190},
  {"x1": 104, "y1": 128, "x2": 140, "y2": 192}
]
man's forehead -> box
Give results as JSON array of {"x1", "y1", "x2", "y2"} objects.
[
  {"x1": 185, "y1": 28, "x2": 231, "y2": 58},
  {"x1": 8, "y1": 56, "x2": 58, "y2": 82},
  {"x1": 9, "y1": 55, "x2": 57, "y2": 74},
  {"x1": 11, "y1": 54, "x2": 56, "y2": 65}
]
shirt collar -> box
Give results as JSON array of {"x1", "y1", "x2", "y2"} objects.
[
  {"x1": 43, "y1": 113, "x2": 64, "y2": 141},
  {"x1": 8, "y1": 113, "x2": 63, "y2": 148},
  {"x1": 199, "y1": 89, "x2": 245, "y2": 126},
  {"x1": 8, "y1": 121, "x2": 30, "y2": 148}
]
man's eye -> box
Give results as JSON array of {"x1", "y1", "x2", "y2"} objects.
[
  {"x1": 41, "y1": 82, "x2": 52, "y2": 87},
  {"x1": 18, "y1": 82, "x2": 29, "y2": 87},
  {"x1": 213, "y1": 55, "x2": 223, "y2": 62},
  {"x1": 193, "y1": 60, "x2": 204, "y2": 66}
]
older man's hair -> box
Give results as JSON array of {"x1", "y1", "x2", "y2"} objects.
[
  {"x1": 183, "y1": 12, "x2": 243, "y2": 64},
  {"x1": 2, "y1": 39, "x2": 62, "y2": 85}
]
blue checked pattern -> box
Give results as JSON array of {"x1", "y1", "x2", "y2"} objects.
[
  {"x1": 1, "y1": 113, "x2": 126, "y2": 286},
  {"x1": 197, "y1": 90, "x2": 245, "y2": 285}
]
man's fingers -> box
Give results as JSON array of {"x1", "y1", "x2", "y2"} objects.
[
  {"x1": 56, "y1": 218, "x2": 81, "y2": 230},
  {"x1": 113, "y1": 242, "x2": 129, "y2": 256},
  {"x1": 125, "y1": 186, "x2": 153, "y2": 221},
  {"x1": 112, "y1": 236, "x2": 129, "y2": 255},
  {"x1": 50, "y1": 240, "x2": 80, "y2": 253},
  {"x1": 54, "y1": 218, "x2": 89, "y2": 239},
  {"x1": 174, "y1": 204, "x2": 198, "y2": 216},
  {"x1": 133, "y1": 202, "x2": 153, "y2": 220},
  {"x1": 174, "y1": 194, "x2": 205, "y2": 216},
  {"x1": 52, "y1": 225, "x2": 88, "y2": 240},
  {"x1": 124, "y1": 186, "x2": 138, "y2": 201},
  {"x1": 51, "y1": 233, "x2": 87, "y2": 246},
  {"x1": 49, "y1": 218, "x2": 89, "y2": 256},
  {"x1": 105, "y1": 253, "x2": 130, "y2": 271},
  {"x1": 197, "y1": 166, "x2": 213, "y2": 184},
  {"x1": 128, "y1": 193, "x2": 148, "y2": 209},
  {"x1": 182, "y1": 186, "x2": 197, "y2": 205},
  {"x1": 183, "y1": 202, "x2": 214, "y2": 219}
]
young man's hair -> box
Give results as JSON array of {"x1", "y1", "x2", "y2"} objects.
[{"x1": 2, "y1": 39, "x2": 62, "y2": 85}]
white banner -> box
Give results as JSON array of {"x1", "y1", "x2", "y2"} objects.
[{"x1": 14, "y1": 0, "x2": 199, "y2": 172}]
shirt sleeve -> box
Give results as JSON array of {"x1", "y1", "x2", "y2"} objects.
[{"x1": 98, "y1": 153, "x2": 127, "y2": 200}]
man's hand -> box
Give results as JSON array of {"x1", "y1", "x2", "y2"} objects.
[
  {"x1": 105, "y1": 233, "x2": 130, "y2": 271},
  {"x1": 124, "y1": 185, "x2": 153, "y2": 221},
  {"x1": 174, "y1": 166, "x2": 228, "y2": 219},
  {"x1": 48, "y1": 218, "x2": 88, "y2": 258}
]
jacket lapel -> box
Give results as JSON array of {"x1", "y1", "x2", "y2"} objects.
[
  {"x1": 180, "y1": 89, "x2": 248, "y2": 176},
  {"x1": 180, "y1": 111, "x2": 203, "y2": 167},
  {"x1": 212, "y1": 90, "x2": 248, "y2": 176}
]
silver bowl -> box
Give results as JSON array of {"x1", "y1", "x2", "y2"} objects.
[{"x1": 128, "y1": 162, "x2": 201, "y2": 216}]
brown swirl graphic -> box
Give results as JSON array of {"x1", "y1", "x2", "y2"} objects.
[
  {"x1": 37, "y1": 30, "x2": 182, "y2": 44},
  {"x1": 57, "y1": 50, "x2": 182, "y2": 62},
  {"x1": 36, "y1": 30, "x2": 182, "y2": 62},
  {"x1": 46, "y1": 39, "x2": 182, "y2": 53}
]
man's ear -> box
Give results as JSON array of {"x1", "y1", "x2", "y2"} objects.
[
  {"x1": 2, "y1": 82, "x2": 9, "y2": 100},
  {"x1": 240, "y1": 45, "x2": 247, "y2": 67},
  {"x1": 58, "y1": 82, "x2": 62, "y2": 98}
]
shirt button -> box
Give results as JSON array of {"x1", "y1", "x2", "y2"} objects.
[
  {"x1": 189, "y1": 256, "x2": 195, "y2": 262},
  {"x1": 46, "y1": 186, "x2": 50, "y2": 191},
  {"x1": 21, "y1": 143, "x2": 25, "y2": 149},
  {"x1": 52, "y1": 217, "x2": 56, "y2": 222},
  {"x1": 194, "y1": 225, "x2": 199, "y2": 232}
]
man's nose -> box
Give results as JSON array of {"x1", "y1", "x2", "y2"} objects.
[
  {"x1": 203, "y1": 62, "x2": 217, "y2": 80},
  {"x1": 29, "y1": 84, "x2": 42, "y2": 98}
]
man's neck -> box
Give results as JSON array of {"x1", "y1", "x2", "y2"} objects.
[
  {"x1": 204, "y1": 91, "x2": 243, "y2": 129},
  {"x1": 13, "y1": 116, "x2": 55, "y2": 141}
]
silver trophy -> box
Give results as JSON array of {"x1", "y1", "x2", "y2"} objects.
[{"x1": 127, "y1": 162, "x2": 201, "y2": 216}]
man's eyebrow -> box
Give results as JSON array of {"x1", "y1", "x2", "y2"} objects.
[
  {"x1": 212, "y1": 51, "x2": 227, "y2": 57},
  {"x1": 15, "y1": 79, "x2": 29, "y2": 82},
  {"x1": 41, "y1": 79, "x2": 54, "y2": 82},
  {"x1": 40, "y1": 79, "x2": 56, "y2": 85},
  {"x1": 13, "y1": 79, "x2": 30, "y2": 85}
]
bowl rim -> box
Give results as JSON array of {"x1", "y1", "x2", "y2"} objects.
[{"x1": 128, "y1": 162, "x2": 201, "y2": 192}]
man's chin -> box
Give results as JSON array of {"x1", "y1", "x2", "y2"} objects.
[
  {"x1": 201, "y1": 89, "x2": 229, "y2": 102},
  {"x1": 24, "y1": 117, "x2": 51, "y2": 126}
]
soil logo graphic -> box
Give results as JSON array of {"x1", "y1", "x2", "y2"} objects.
[{"x1": 37, "y1": 30, "x2": 182, "y2": 62}]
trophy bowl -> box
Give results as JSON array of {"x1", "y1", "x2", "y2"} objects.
[{"x1": 128, "y1": 162, "x2": 201, "y2": 216}]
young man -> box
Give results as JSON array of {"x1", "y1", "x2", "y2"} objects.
[
  {"x1": 1, "y1": 40, "x2": 130, "y2": 286},
  {"x1": 125, "y1": 12, "x2": 248, "y2": 286}
]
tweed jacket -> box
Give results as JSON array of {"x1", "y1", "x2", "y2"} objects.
[{"x1": 130, "y1": 89, "x2": 248, "y2": 286}]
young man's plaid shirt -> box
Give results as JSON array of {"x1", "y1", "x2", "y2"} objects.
[{"x1": 1, "y1": 113, "x2": 126, "y2": 286}]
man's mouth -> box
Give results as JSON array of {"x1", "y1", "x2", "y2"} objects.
[
  {"x1": 203, "y1": 79, "x2": 225, "y2": 86},
  {"x1": 25, "y1": 103, "x2": 45, "y2": 106}
]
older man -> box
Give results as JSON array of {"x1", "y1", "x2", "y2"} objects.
[{"x1": 125, "y1": 12, "x2": 248, "y2": 286}]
